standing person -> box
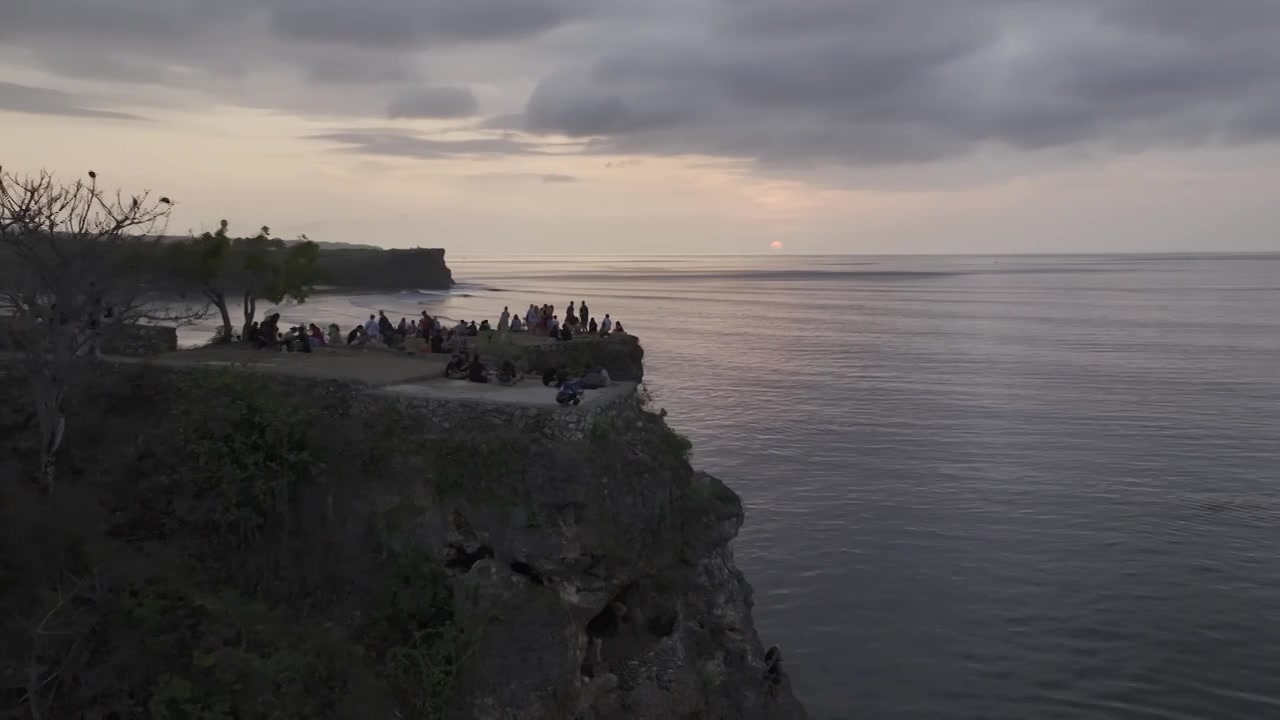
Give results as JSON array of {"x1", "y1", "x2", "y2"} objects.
[
  {"x1": 377, "y1": 311, "x2": 394, "y2": 341},
  {"x1": 526, "y1": 304, "x2": 538, "y2": 332},
  {"x1": 579, "y1": 300, "x2": 589, "y2": 327},
  {"x1": 548, "y1": 314, "x2": 561, "y2": 338},
  {"x1": 566, "y1": 301, "x2": 578, "y2": 327},
  {"x1": 600, "y1": 314, "x2": 613, "y2": 334},
  {"x1": 498, "y1": 306, "x2": 510, "y2": 332},
  {"x1": 257, "y1": 313, "x2": 281, "y2": 349}
]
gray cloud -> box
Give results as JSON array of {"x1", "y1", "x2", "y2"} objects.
[
  {"x1": 387, "y1": 87, "x2": 479, "y2": 119},
  {"x1": 521, "y1": 0, "x2": 1280, "y2": 166},
  {"x1": 0, "y1": 81, "x2": 142, "y2": 120},
  {"x1": 541, "y1": 173, "x2": 577, "y2": 183},
  {"x1": 313, "y1": 129, "x2": 544, "y2": 158},
  {"x1": 270, "y1": 0, "x2": 581, "y2": 49},
  {"x1": 5, "y1": 0, "x2": 1280, "y2": 176}
]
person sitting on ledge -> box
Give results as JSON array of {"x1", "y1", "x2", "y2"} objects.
[
  {"x1": 327, "y1": 323, "x2": 342, "y2": 345},
  {"x1": 581, "y1": 365, "x2": 611, "y2": 389},
  {"x1": 599, "y1": 314, "x2": 613, "y2": 335},
  {"x1": 308, "y1": 323, "x2": 327, "y2": 347},
  {"x1": 346, "y1": 325, "x2": 363, "y2": 346},
  {"x1": 497, "y1": 359, "x2": 522, "y2": 385},
  {"x1": 558, "y1": 324, "x2": 573, "y2": 342},
  {"x1": 587, "y1": 317, "x2": 598, "y2": 334},
  {"x1": 542, "y1": 365, "x2": 570, "y2": 387},
  {"x1": 445, "y1": 354, "x2": 469, "y2": 379},
  {"x1": 613, "y1": 322, "x2": 626, "y2": 334},
  {"x1": 467, "y1": 353, "x2": 489, "y2": 383},
  {"x1": 510, "y1": 314, "x2": 524, "y2": 332},
  {"x1": 479, "y1": 319, "x2": 491, "y2": 332},
  {"x1": 466, "y1": 321, "x2": 479, "y2": 337}
]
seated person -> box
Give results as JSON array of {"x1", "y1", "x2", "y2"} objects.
[
  {"x1": 557, "y1": 326, "x2": 573, "y2": 342},
  {"x1": 581, "y1": 366, "x2": 611, "y2": 389},
  {"x1": 479, "y1": 319, "x2": 491, "y2": 332},
  {"x1": 510, "y1": 315, "x2": 524, "y2": 332},
  {"x1": 429, "y1": 333, "x2": 445, "y2": 353},
  {"x1": 466, "y1": 321, "x2": 479, "y2": 337},
  {"x1": 346, "y1": 325, "x2": 363, "y2": 345},
  {"x1": 588, "y1": 317, "x2": 598, "y2": 333},
  {"x1": 613, "y1": 322, "x2": 626, "y2": 334},
  {"x1": 541, "y1": 366, "x2": 564, "y2": 387},
  {"x1": 445, "y1": 354, "x2": 470, "y2": 379},
  {"x1": 467, "y1": 354, "x2": 489, "y2": 383},
  {"x1": 497, "y1": 359, "x2": 522, "y2": 385}
]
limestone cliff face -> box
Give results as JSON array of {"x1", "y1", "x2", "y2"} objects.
[
  {"x1": 0, "y1": 344, "x2": 805, "y2": 719},
  {"x1": 341, "y1": 389, "x2": 807, "y2": 719},
  {"x1": 316, "y1": 247, "x2": 453, "y2": 289}
]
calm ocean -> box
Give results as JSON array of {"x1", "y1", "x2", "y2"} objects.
[{"x1": 185, "y1": 254, "x2": 1280, "y2": 719}]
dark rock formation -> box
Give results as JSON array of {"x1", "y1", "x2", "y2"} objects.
[{"x1": 316, "y1": 247, "x2": 453, "y2": 289}]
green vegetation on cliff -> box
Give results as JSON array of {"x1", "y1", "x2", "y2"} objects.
[{"x1": 0, "y1": 361, "x2": 756, "y2": 719}]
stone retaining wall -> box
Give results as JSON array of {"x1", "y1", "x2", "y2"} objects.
[
  {"x1": 0, "y1": 319, "x2": 177, "y2": 356},
  {"x1": 383, "y1": 384, "x2": 641, "y2": 442}
]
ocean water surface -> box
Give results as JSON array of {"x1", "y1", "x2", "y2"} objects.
[{"x1": 186, "y1": 254, "x2": 1280, "y2": 719}]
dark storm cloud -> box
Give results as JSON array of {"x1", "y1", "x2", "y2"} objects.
[
  {"x1": 0, "y1": 81, "x2": 142, "y2": 120},
  {"x1": 313, "y1": 130, "x2": 543, "y2": 158},
  {"x1": 387, "y1": 87, "x2": 479, "y2": 119}
]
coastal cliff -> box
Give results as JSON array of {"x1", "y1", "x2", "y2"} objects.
[
  {"x1": 316, "y1": 247, "x2": 453, "y2": 289},
  {"x1": 0, "y1": 343, "x2": 804, "y2": 719}
]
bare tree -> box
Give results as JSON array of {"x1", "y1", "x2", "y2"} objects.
[{"x1": 0, "y1": 167, "x2": 206, "y2": 491}]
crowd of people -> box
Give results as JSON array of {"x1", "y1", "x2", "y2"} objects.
[
  {"x1": 238, "y1": 298, "x2": 625, "y2": 404},
  {"x1": 244, "y1": 298, "x2": 627, "y2": 354},
  {"x1": 499, "y1": 300, "x2": 625, "y2": 340}
]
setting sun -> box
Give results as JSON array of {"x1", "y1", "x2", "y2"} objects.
[{"x1": 770, "y1": 240, "x2": 784, "y2": 250}]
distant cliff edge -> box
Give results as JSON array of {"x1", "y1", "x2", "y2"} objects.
[{"x1": 315, "y1": 246, "x2": 454, "y2": 290}]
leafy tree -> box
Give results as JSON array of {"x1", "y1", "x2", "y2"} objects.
[
  {"x1": 237, "y1": 225, "x2": 320, "y2": 340},
  {"x1": 169, "y1": 222, "x2": 320, "y2": 343},
  {"x1": 169, "y1": 219, "x2": 236, "y2": 342}
]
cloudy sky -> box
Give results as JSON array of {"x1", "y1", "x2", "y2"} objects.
[{"x1": 2, "y1": 0, "x2": 1279, "y2": 254}]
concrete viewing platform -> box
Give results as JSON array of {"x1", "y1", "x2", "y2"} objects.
[{"x1": 143, "y1": 345, "x2": 636, "y2": 409}]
